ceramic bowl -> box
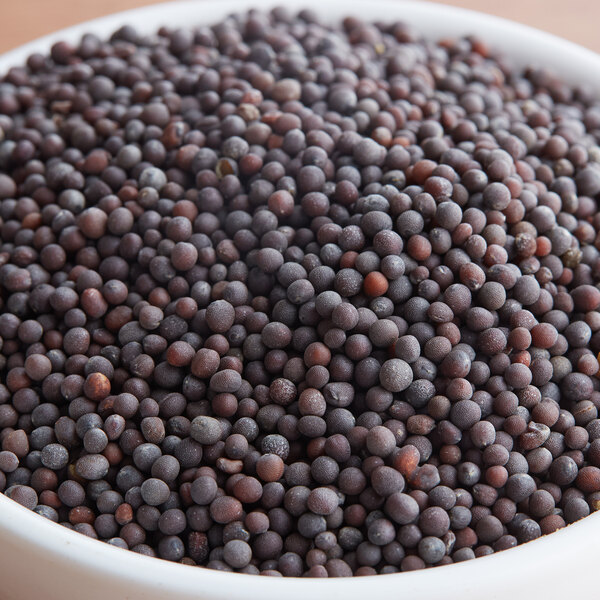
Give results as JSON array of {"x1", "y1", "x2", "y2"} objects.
[{"x1": 1, "y1": 2, "x2": 599, "y2": 599}]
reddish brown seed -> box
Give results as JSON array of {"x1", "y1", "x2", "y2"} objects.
[
  {"x1": 519, "y1": 422, "x2": 550, "y2": 450},
  {"x1": 364, "y1": 272, "x2": 389, "y2": 297},
  {"x1": 166, "y1": 341, "x2": 195, "y2": 367},
  {"x1": 407, "y1": 235, "x2": 432, "y2": 261},
  {"x1": 572, "y1": 285, "x2": 600, "y2": 312},
  {"x1": 392, "y1": 445, "x2": 421, "y2": 478},
  {"x1": 540, "y1": 514, "x2": 566, "y2": 535},
  {"x1": 69, "y1": 506, "x2": 96, "y2": 525},
  {"x1": 576, "y1": 466, "x2": 600, "y2": 493},
  {"x1": 256, "y1": 454, "x2": 285, "y2": 482},
  {"x1": 209, "y1": 496, "x2": 243, "y2": 524},
  {"x1": 2, "y1": 430, "x2": 29, "y2": 458},
  {"x1": 191, "y1": 348, "x2": 220, "y2": 378},
  {"x1": 268, "y1": 190, "x2": 294, "y2": 217},
  {"x1": 80, "y1": 288, "x2": 108, "y2": 318},
  {"x1": 115, "y1": 503, "x2": 134, "y2": 526},
  {"x1": 304, "y1": 342, "x2": 331, "y2": 367},
  {"x1": 531, "y1": 323, "x2": 558, "y2": 349},
  {"x1": 233, "y1": 476, "x2": 263, "y2": 503},
  {"x1": 83, "y1": 372, "x2": 111, "y2": 401},
  {"x1": 340, "y1": 251, "x2": 359, "y2": 269}
]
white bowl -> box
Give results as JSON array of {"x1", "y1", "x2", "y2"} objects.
[{"x1": 1, "y1": 1, "x2": 599, "y2": 599}]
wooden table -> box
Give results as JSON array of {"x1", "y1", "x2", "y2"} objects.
[{"x1": 1, "y1": 0, "x2": 598, "y2": 54}]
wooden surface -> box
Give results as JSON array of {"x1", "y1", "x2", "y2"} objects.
[{"x1": 1, "y1": 0, "x2": 597, "y2": 54}]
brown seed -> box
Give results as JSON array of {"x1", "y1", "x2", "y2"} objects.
[
  {"x1": 83, "y1": 372, "x2": 111, "y2": 401},
  {"x1": 392, "y1": 445, "x2": 421, "y2": 478},
  {"x1": 115, "y1": 503, "x2": 134, "y2": 526},
  {"x1": 256, "y1": 454, "x2": 285, "y2": 482},
  {"x1": 576, "y1": 466, "x2": 600, "y2": 493},
  {"x1": 364, "y1": 272, "x2": 389, "y2": 297},
  {"x1": 2, "y1": 430, "x2": 29, "y2": 458}
]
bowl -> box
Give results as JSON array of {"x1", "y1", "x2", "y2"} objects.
[{"x1": 1, "y1": 1, "x2": 599, "y2": 598}]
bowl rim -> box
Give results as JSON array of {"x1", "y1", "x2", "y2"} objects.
[
  {"x1": 2, "y1": 0, "x2": 600, "y2": 86},
  {"x1": 1, "y1": 0, "x2": 600, "y2": 597}
]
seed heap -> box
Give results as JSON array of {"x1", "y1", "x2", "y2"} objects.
[{"x1": 1, "y1": 8, "x2": 600, "y2": 577}]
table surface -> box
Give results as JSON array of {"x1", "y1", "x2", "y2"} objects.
[{"x1": 1, "y1": 0, "x2": 598, "y2": 54}]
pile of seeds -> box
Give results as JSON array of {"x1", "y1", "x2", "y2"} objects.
[{"x1": 1, "y1": 7, "x2": 600, "y2": 577}]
